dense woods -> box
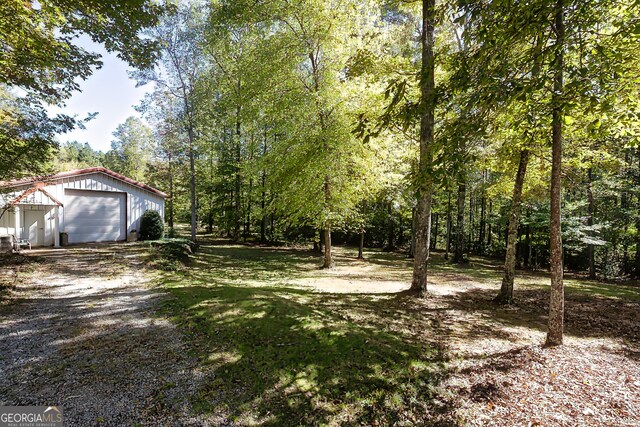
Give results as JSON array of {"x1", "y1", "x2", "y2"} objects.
[
  {"x1": 2, "y1": 2, "x2": 640, "y2": 425},
  {"x1": 2, "y1": 0, "x2": 639, "y2": 348}
]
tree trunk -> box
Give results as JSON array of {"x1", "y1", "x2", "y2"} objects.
[
  {"x1": 233, "y1": 105, "x2": 242, "y2": 242},
  {"x1": 308, "y1": 46, "x2": 334, "y2": 268},
  {"x1": 168, "y1": 154, "x2": 174, "y2": 231},
  {"x1": 226, "y1": 190, "x2": 233, "y2": 237},
  {"x1": 260, "y1": 188, "x2": 267, "y2": 244},
  {"x1": 546, "y1": 0, "x2": 565, "y2": 347},
  {"x1": 386, "y1": 201, "x2": 394, "y2": 250},
  {"x1": 270, "y1": 214, "x2": 275, "y2": 242},
  {"x1": 454, "y1": 182, "x2": 466, "y2": 263},
  {"x1": 184, "y1": 104, "x2": 197, "y2": 243},
  {"x1": 358, "y1": 230, "x2": 365, "y2": 259},
  {"x1": 410, "y1": 0, "x2": 436, "y2": 296},
  {"x1": 245, "y1": 177, "x2": 252, "y2": 242},
  {"x1": 410, "y1": 207, "x2": 417, "y2": 258},
  {"x1": 636, "y1": 238, "x2": 640, "y2": 278},
  {"x1": 487, "y1": 200, "x2": 492, "y2": 248},
  {"x1": 496, "y1": 150, "x2": 530, "y2": 304},
  {"x1": 322, "y1": 169, "x2": 334, "y2": 268},
  {"x1": 432, "y1": 212, "x2": 439, "y2": 251},
  {"x1": 587, "y1": 168, "x2": 596, "y2": 279},
  {"x1": 469, "y1": 189, "x2": 474, "y2": 252},
  {"x1": 323, "y1": 220, "x2": 334, "y2": 269},
  {"x1": 260, "y1": 131, "x2": 268, "y2": 244},
  {"x1": 176, "y1": 65, "x2": 196, "y2": 243},
  {"x1": 188, "y1": 141, "x2": 197, "y2": 242},
  {"x1": 445, "y1": 192, "x2": 452, "y2": 260},
  {"x1": 479, "y1": 185, "x2": 486, "y2": 254},
  {"x1": 635, "y1": 146, "x2": 640, "y2": 277}
]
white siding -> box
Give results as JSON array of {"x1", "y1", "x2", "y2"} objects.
[
  {"x1": 0, "y1": 171, "x2": 165, "y2": 244},
  {"x1": 65, "y1": 190, "x2": 126, "y2": 243},
  {"x1": 0, "y1": 206, "x2": 55, "y2": 245},
  {"x1": 0, "y1": 209, "x2": 16, "y2": 237}
]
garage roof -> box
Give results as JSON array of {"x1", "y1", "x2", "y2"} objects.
[{"x1": 0, "y1": 167, "x2": 168, "y2": 198}]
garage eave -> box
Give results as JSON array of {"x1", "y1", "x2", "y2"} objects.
[
  {"x1": 0, "y1": 167, "x2": 168, "y2": 198},
  {"x1": 8, "y1": 185, "x2": 63, "y2": 207}
]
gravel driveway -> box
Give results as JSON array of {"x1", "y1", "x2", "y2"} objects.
[{"x1": 0, "y1": 245, "x2": 205, "y2": 426}]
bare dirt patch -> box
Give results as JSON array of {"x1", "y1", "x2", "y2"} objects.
[
  {"x1": 447, "y1": 344, "x2": 640, "y2": 426},
  {"x1": 292, "y1": 259, "x2": 412, "y2": 293},
  {"x1": 428, "y1": 280, "x2": 640, "y2": 426}
]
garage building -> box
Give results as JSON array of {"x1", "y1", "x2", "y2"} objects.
[{"x1": 0, "y1": 167, "x2": 166, "y2": 247}]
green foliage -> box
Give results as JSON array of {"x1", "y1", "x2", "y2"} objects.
[
  {"x1": 0, "y1": 0, "x2": 169, "y2": 104},
  {"x1": 139, "y1": 210, "x2": 164, "y2": 241},
  {"x1": 103, "y1": 116, "x2": 154, "y2": 181},
  {"x1": 56, "y1": 141, "x2": 104, "y2": 170},
  {"x1": 201, "y1": 0, "x2": 395, "y2": 235},
  {"x1": 0, "y1": 0, "x2": 169, "y2": 182},
  {"x1": 136, "y1": 0, "x2": 640, "y2": 279},
  {"x1": 0, "y1": 86, "x2": 74, "y2": 180}
]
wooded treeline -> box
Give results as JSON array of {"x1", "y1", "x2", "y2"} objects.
[
  {"x1": 2, "y1": 0, "x2": 639, "y2": 345},
  {"x1": 132, "y1": 1, "x2": 639, "y2": 280}
]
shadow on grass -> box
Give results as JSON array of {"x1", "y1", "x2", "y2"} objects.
[
  {"x1": 196, "y1": 244, "x2": 319, "y2": 274},
  {"x1": 156, "y1": 242, "x2": 640, "y2": 425},
  {"x1": 158, "y1": 241, "x2": 456, "y2": 425},
  {"x1": 159, "y1": 280, "x2": 454, "y2": 426}
]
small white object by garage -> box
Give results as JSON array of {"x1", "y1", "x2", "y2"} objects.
[{"x1": 0, "y1": 167, "x2": 166, "y2": 247}]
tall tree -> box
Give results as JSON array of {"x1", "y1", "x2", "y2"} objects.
[
  {"x1": 460, "y1": 0, "x2": 639, "y2": 341},
  {"x1": 56, "y1": 140, "x2": 103, "y2": 170},
  {"x1": 410, "y1": 0, "x2": 436, "y2": 294},
  {"x1": 545, "y1": 0, "x2": 565, "y2": 346},
  {"x1": 214, "y1": 0, "x2": 384, "y2": 267},
  {"x1": 496, "y1": 149, "x2": 530, "y2": 304},
  {"x1": 104, "y1": 116, "x2": 154, "y2": 181},
  {"x1": 138, "y1": 88, "x2": 187, "y2": 234},
  {"x1": 134, "y1": 4, "x2": 206, "y2": 242},
  {"x1": 0, "y1": 86, "x2": 75, "y2": 180}
]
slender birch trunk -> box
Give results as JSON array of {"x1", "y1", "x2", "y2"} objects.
[
  {"x1": 453, "y1": 182, "x2": 466, "y2": 263},
  {"x1": 496, "y1": 150, "x2": 530, "y2": 304},
  {"x1": 587, "y1": 168, "x2": 596, "y2": 279}
]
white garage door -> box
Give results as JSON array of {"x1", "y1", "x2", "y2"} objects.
[{"x1": 65, "y1": 189, "x2": 126, "y2": 244}]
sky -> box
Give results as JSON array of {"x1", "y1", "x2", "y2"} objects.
[{"x1": 48, "y1": 37, "x2": 152, "y2": 153}]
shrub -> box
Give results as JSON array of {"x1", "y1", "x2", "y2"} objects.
[
  {"x1": 147, "y1": 238, "x2": 197, "y2": 271},
  {"x1": 139, "y1": 210, "x2": 164, "y2": 241}
]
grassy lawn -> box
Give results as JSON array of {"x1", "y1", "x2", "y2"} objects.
[
  {"x1": 156, "y1": 243, "x2": 453, "y2": 425},
  {"x1": 425, "y1": 251, "x2": 640, "y2": 302},
  {"x1": 153, "y1": 240, "x2": 640, "y2": 425}
]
